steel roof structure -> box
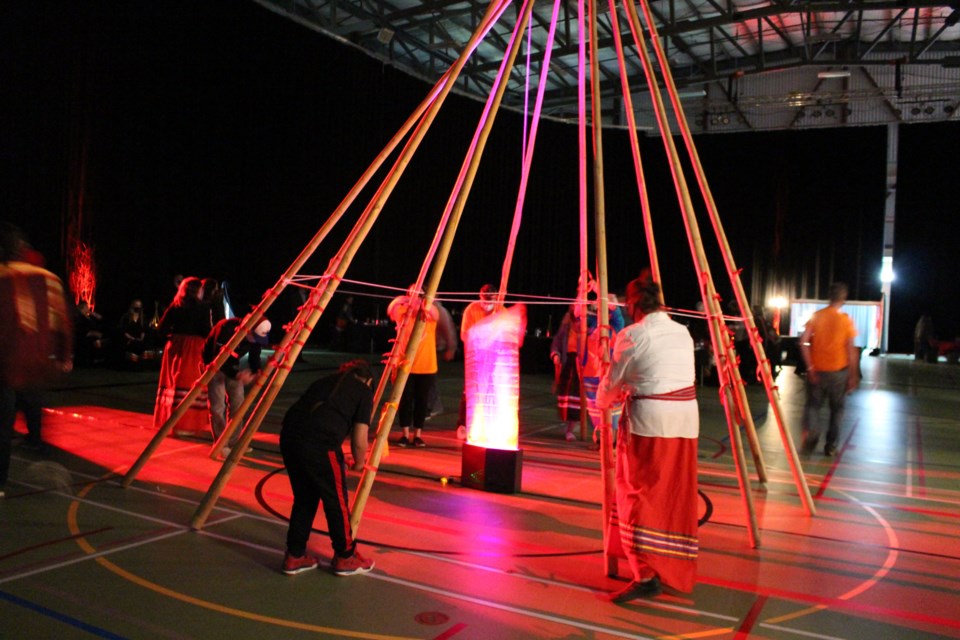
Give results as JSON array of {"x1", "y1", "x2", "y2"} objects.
[{"x1": 255, "y1": 0, "x2": 960, "y2": 133}]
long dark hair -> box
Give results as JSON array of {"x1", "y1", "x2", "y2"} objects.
[{"x1": 172, "y1": 277, "x2": 202, "y2": 308}]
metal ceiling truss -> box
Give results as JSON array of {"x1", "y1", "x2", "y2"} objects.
[{"x1": 257, "y1": 0, "x2": 960, "y2": 132}]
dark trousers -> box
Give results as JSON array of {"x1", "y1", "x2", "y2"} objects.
[
  {"x1": 398, "y1": 372, "x2": 434, "y2": 429},
  {"x1": 281, "y1": 437, "x2": 355, "y2": 559},
  {"x1": 803, "y1": 368, "x2": 849, "y2": 450},
  {"x1": 16, "y1": 390, "x2": 43, "y2": 443}
]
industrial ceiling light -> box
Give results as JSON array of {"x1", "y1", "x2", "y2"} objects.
[{"x1": 817, "y1": 70, "x2": 851, "y2": 79}]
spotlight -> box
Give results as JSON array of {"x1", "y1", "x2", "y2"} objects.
[
  {"x1": 911, "y1": 106, "x2": 922, "y2": 115},
  {"x1": 880, "y1": 256, "x2": 895, "y2": 284},
  {"x1": 812, "y1": 110, "x2": 822, "y2": 118},
  {"x1": 946, "y1": 105, "x2": 956, "y2": 114},
  {"x1": 924, "y1": 106, "x2": 935, "y2": 115},
  {"x1": 825, "y1": 108, "x2": 835, "y2": 117}
]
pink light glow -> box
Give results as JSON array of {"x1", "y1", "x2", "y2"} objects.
[{"x1": 463, "y1": 305, "x2": 527, "y2": 450}]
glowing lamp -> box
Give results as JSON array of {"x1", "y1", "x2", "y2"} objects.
[
  {"x1": 768, "y1": 295, "x2": 787, "y2": 335},
  {"x1": 879, "y1": 256, "x2": 895, "y2": 284},
  {"x1": 461, "y1": 304, "x2": 526, "y2": 493}
]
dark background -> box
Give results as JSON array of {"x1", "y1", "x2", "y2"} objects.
[{"x1": 2, "y1": 1, "x2": 957, "y2": 352}]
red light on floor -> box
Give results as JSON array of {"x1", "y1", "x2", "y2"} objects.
[{"x1": 463, "y1": 304, "x2": 526, "y2": 450}]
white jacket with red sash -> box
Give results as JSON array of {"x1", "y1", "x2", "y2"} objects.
[{"x1": 597, "y1": 311, "x2": 698, "y2": 438}]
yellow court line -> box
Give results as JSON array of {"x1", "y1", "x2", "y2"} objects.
[{"x1": 66, "y1": 480, "x2": 419, "y2": 640}]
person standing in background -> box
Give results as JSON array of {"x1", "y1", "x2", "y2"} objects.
[
  {"x1": 799, "y1": 282, "x2": 859, "y2": 457},
  {"x1": 153, "y1": 277, "x2": 212, "y2": 438},
  {"x1": 202, "y1": 316, "x2": 270, "y2": 457},
  {"x1": 388, "y1": 288, "x2": 452, "y2": 448}
]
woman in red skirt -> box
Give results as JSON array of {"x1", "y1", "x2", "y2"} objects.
[{"x1": 153, "y1": 276, "x2": 212, "y2": 438}]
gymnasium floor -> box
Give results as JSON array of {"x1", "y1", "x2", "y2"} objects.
[{"x1": 2, "y1": 351, "x2": 958, "y2": 639}]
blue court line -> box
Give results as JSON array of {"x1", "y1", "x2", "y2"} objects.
[{"x1": 0, "y1": 589, "x2": 129, "y2": 639}]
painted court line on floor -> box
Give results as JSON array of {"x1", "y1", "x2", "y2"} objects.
[{"x1": 0, "y1": 528, "x2": 189, "y2": 586}]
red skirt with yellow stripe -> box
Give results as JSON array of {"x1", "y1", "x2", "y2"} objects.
[
  {"x1": 153, "y1": 334, "x2": 211, "y2": 437},
  {"x1": 608, "y1": 427, "x2": 699, "y2": 593}
]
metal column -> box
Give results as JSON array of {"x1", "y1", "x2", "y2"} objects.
[{"x1": 881, "y1": 123, "x2": 898, "y2": 353}]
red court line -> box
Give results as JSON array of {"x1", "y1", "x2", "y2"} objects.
[
  {"x1": 0, "y1": 527, "x2": 113, "y2": 562},
  {"x1": 734, "y1": 595, "x2": 768, "y2": 639},
  {"x1": 432, "y1": 622, "x2": 467, "y2": 639},
  {"x1": 700, "y1": 575, "x2": 960, "y2": 631},
  {"x1": 914, "y1": 416, "x2": 927, "y2": 497}
]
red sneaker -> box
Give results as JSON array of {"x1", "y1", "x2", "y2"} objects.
[
  {"x1": 332, "y1": 551, "x2": 374, "y2": 576},
  {"x1": 282, "y1": 552, "x2": 319, "y2": 575}
]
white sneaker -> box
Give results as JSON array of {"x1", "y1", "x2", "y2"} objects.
[{"x1": 218, "y1": 445, "x2": 251, "y2": 459}]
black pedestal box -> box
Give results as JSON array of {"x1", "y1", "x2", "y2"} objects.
[{"x1": 460, "y1": 443, "x2": 522, "y2": 494}]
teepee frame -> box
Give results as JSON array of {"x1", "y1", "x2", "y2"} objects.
[{"x1": 120, "y1": 0, "x2": 816, "y2": 561}]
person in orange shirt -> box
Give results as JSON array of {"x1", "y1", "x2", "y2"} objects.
[
  {"x1": 799, "y1": 282, "x2": 860, "y2": 457},
  {"x1": 388, "y1": 288, "x2": 453, "y2": 447}
]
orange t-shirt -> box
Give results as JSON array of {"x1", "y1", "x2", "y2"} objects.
[
  {"x1": 387, "y1": 297, "x2": 439, "y2": 374},
  {"x1": 806, "y1": 307, "x2": 857, "y2": 372}
]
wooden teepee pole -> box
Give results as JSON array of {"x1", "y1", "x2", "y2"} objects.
[
  {"x1": 633, "y1": 0, "x2": 814, "y2": 516},
  {"x1": 586, "y1": 0, "x2": 618, "y2": 577},
  {"x1": 621, "y1": 0, "x2": 760, "y2": 546}
]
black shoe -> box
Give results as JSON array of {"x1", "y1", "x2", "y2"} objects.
[
  {"x1": 397, "y1": 436, "x2": 410, "y2": 448},
  {"x1": 608, "y1": 576, "x2": 662, "y2": 603},
  {"x1": 413, "y1": 436, "x2": 426, "y2": 448},
  {"x1": 824, "y1": 444, "x2": 836, "y2": 457}
]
